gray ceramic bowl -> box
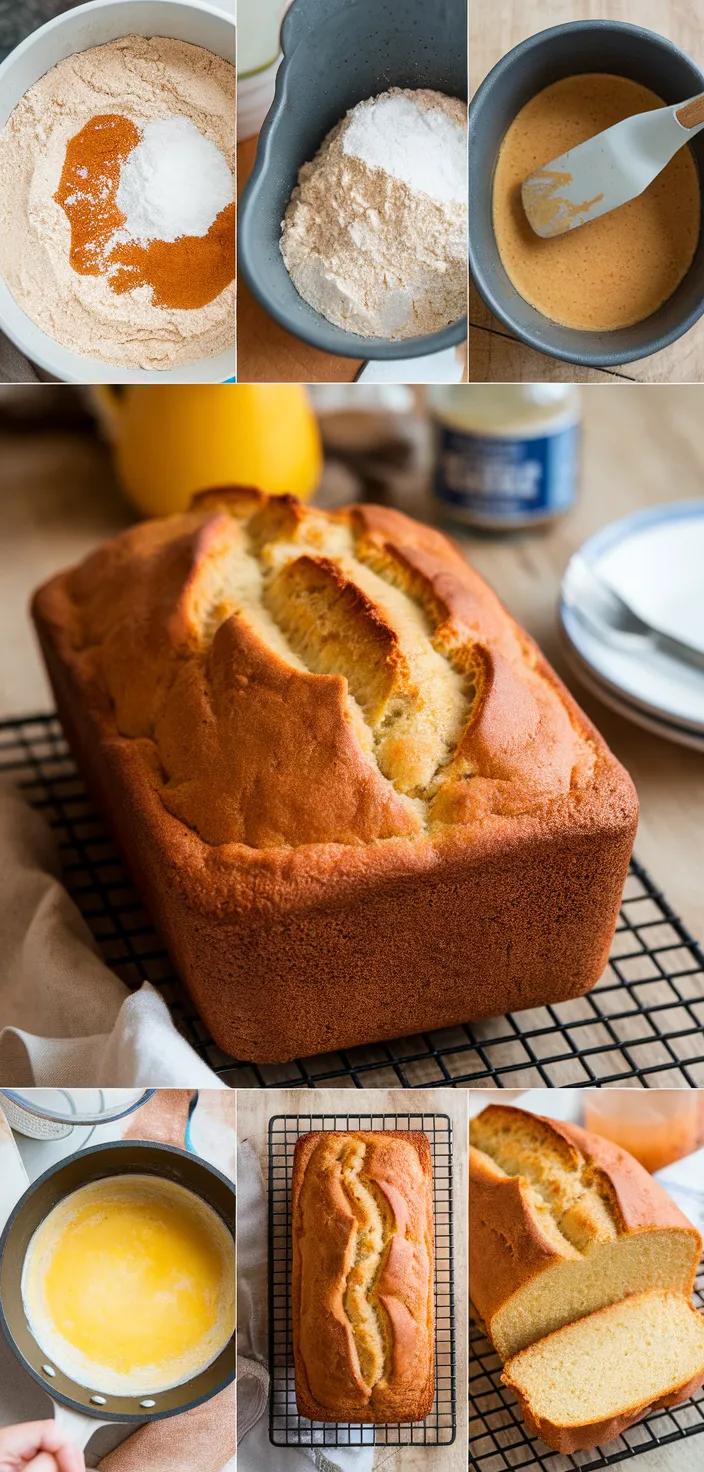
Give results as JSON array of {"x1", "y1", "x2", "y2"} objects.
[
  {"x1": 239, "y1": 0, "x2": 467, "y2": 360},
  {"x1": 469, "y1": 21, "x2": 704, "y2": 368}
]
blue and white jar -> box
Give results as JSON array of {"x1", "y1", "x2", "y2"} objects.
[{"x1": 429, "y1": 385, "x2": 581, "y2": 532}]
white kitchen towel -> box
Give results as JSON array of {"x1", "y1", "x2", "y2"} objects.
[
  {"x1": 237, "y1": 1140, "x2": 374, "y2": 1472},
  {"x1": 0, "y1": 778, "x2": 223, "y2": 1087},
  {"x1": 655, "y1": 1147, "x2": 704, "y2": 1234}
]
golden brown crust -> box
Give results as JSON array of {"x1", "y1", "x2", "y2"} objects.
[
  {"x1": 552, "y1": 1118, "x2": 701, "y2": 1232},
  {"x1": 469, "y1": 1106, "x2": 701, "y2": 1357},
  {"x1": 291, "y1": 1131, "x2": 434, "y2": 1423},
  {"x1": 31, "y1": 488, "x2": 638, "y2": 1062},
  {"x1": 33, "y1": 487, "x2": 631, "y2": 846}
]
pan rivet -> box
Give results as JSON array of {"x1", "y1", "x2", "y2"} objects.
[
  {"x1": 91, "y1": 1396, "x2": 107, "y2": 1405},
  {"x1": 140, "y1": 1399, "x2": 156, "y2": 1408},
  {"x1": 42, "y1": 1366, "x2": 55, "y2": 1377}
]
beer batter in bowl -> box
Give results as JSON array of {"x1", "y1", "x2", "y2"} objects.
[{"x1": 492, "y1": 73, "x2": 701, "y2": 332}]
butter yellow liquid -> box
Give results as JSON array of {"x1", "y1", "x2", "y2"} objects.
[{"x1": 22, "y1": 1175, "x2": 234, "y2": 1395}]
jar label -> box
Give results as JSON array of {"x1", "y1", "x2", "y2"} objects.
[{"x1": 433, "y1": 421, "x2": 580, "y2": 525}]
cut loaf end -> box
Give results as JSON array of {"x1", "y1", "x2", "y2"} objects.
[
  {"x1": 469, "y1": 1105, "x2": 702, "y2": 1360},
  {"x1": 501, "y1": 1289, "x2": 704, "y2": 1454}
]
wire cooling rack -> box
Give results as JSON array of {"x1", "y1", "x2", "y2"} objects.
[
  {"x1": 267, "y1": 1110, "x2": 455, "y2": 1446},
  {"x1": 470, "y1": 1259, "x2": 704, "y2": 1471},
  {"x1": 3, "y1": 712, "x2": 704, "y2": 1089}
]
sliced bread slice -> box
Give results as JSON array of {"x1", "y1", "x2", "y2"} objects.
[
  {"x1": 470, "y1": 1106, "x2": 702, "y2": 1360},
  {"x1": 501, "y1": 1289, "x2": 704, "y2": 1454}
]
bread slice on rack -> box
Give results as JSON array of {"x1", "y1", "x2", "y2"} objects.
[
  {"x1": 501, "y1": 1288, "x2": 704, "y2": 1453},
  {"x1": 469, "y1": 1104, "x2": 701, "y2": 1360}
]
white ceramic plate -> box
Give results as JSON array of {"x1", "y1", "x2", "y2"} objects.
[
  {"x1": 562, "y1": 633, "x2": 704, "y2": 753},
  {"x1": 560, "y1": 501, "x2": 704, "y2": 735}
]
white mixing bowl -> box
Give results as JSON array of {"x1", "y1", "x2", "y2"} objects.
[{"x1": 0, "y1": 0, "x2": 235, "y2": 383}]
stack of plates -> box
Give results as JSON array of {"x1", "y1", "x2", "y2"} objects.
[{"x1": 560, "y1": 501, "x2": 704, "y2": 752}]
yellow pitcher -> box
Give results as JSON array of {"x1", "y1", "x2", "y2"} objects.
[{"x1": 91, "y1": 385, "x2": 322, "y2": 517}]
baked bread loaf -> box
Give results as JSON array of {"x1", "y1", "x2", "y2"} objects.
[
  {"x1": 291, "y1": 1130, "x2": 434, "y2": 1423},
  {"x1": 501, "y1": 1289, "x2": 704, "y2": 1453},
  {"x1": 32, "y1": 486, "x2": 637, "y2": 1062},
  {"x1": 470, "y1": 1104, "x2": 702, "y2": 1360}
]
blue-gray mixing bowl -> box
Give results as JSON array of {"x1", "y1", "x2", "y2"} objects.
[
  {"x1": 469, "y1": 21, "x2": 704, "y2": 368},
  {"x1": 239, "y1": 0, "x2": 468, "y2": 361}
]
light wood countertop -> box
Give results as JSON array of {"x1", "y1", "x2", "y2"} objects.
[
  {"x1": 0, "y1": 383, "x2": 701, "y2": 940},
  {"x1": 1, "y1": 390, "x2": 702, "y2": 1469},
  {"x1": 236, "y1": 136, "x2": 363, "y2": 384},
  {"x1": 469, "y1": 0, "x2": 704, "y2": 383}
]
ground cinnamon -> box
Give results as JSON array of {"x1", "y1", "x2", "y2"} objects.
[
  {"x1": 55, "y1": 113, "x2": 235, "y2": 310},
  {"x1": 55, "y1": 114, "x2": 139, "y2": 274}
]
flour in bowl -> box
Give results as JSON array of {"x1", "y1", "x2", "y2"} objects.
[
  {"x1": 280, "y1": 87, "x2": 468, "y2": 340},
  {"x1": 0, "y1": 35, "x2": 235, "y2": 370}
]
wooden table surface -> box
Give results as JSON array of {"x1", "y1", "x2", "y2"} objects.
[
  {"x1": 237, "y1": 1087, "x2": 469, "y2": 1472},
  {"x1": 236, "y1": 135, "x2": 363, "y2": 384},
  {"x1": 456, "y1": 384, "x2": 704, "y2": 946},
  {"x1": 0, "y1": 382, "x2": 702, "y2": 939},
  {"x1": 363, "y1": 385, "x2": 704, "y2": 951},
  {"x1": 469, "y1": 0, "x2": 704, "y2": 383}
]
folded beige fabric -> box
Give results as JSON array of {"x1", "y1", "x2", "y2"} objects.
[
  {"x1": 0, "y1": 777, "x2": 222, "y2": 1086},
  {"x1": 97, "y1": 1384, "x2": 236, "y2": 1472}
]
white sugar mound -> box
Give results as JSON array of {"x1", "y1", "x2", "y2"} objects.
[{"x1": 116, "y1": 116, "x2": 233, "y2": 242}]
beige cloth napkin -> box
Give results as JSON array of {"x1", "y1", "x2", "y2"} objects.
[
  {"x1": 98, "y1": 1385, "x2": 236, "y2": 1472},
  {"x1": 0, "y1": 778, "x2": 223, "y2": 1086}
]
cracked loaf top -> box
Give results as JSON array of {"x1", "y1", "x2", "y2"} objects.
[
  {"x1": 291, "y1": 1130, "x2": 434, "y2": 1422},
  {"x1": 32, "y1": 486, "x2": 637, "y2": 856}
]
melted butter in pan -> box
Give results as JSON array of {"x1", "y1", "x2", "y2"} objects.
[{"x1": 22, "y1": 1174, "x2": 234, "y2": 1396}]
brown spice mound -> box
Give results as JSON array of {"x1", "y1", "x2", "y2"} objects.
[
  {"x1": 55, "y1": 112, "x2": 235, "y2": 311},
  {"x1": 55, "y1": 114, "x2": 139, "y2": 274}
]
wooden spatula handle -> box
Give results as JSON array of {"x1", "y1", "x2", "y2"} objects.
[{"x1": 676, "y1": 94, "x2": 704, "y2": 129}]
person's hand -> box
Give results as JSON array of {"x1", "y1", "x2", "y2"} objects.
[{"x1": 0, "y1": 1421, "x2": 85, "y2": 1472}]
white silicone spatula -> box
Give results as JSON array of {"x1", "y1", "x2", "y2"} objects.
[{"x1": 521, "y1": 92, "x2": 704, "y2": 238}]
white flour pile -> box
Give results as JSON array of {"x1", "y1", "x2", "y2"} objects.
[
  {"x1": 0, "y1": 36, "x2": 235, "y2": 371},
  {"x1": 280, "y1": 88, "x2": 468, "y2": 339}
]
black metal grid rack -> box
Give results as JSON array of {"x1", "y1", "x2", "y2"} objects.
[
  {"x1": 470, "y1": 1259, "x2": 704, "y2": 1471},
  {"x1": 267, "y1": 1110, "x2": 456, "y2": 1446},
  {"x1": 3, "y1": 712, "x2": 704, "y2": 1088}
]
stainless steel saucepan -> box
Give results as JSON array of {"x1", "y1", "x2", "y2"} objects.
[{"x1": 0, "y1": 1140, "x2": 235, "y2": 1452}]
